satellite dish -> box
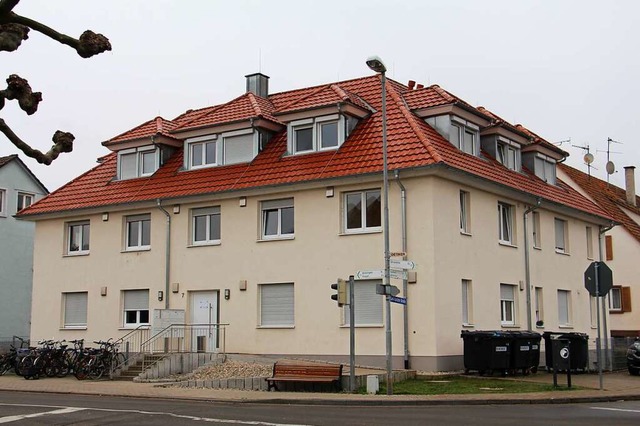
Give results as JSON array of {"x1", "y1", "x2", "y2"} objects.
[
  {"x1": 606, "y1": 161, "x2": 616, "y2": 175},
  {"x1": 584, "y1": 153, "x2": 594, "y2": 164}
]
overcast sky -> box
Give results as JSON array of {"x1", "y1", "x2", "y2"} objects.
[{"x1": 1, "y1": 0, "x2": 638, "y2": 192}]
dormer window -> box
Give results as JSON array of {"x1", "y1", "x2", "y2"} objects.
[
  {"x1": 118, "y1": 146, "x2": 159, "y2": 180},
  {"x1": 185, "y1": 129, "x2": 258, "y2": 170},
  {"x1": 190, "y1": 137, "x2": 217, "y2": 168},
  {"x1": 496, "y1": 139, "x2": 520, "y2": 171},
  {"x1": 534, "y1": 154, "x2": 556, "y2": 185},
  {"x1": 448, "y1": 116, "x2": 480, "y2": 155},
  {"x1": 287, "y1": 114, "x2": 346, "y2": 155}
]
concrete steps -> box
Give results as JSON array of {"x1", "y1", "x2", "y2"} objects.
[{"x1": 113, "y1": 354, "x2": 167, "y2": 381}]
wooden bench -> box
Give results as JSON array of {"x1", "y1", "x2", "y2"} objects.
[{"x1": 265, "y1": 362, "x2": 343, "y2": 391}]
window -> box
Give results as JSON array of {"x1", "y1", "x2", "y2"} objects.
[
  {"x1": 123, "y1": 290, "x2": 149, "y2": 327},
  {"x1": 586, "y1": 226, "x2": 594, "y2": 259},
  {"x1": 497, "y1": 141, "x2": 519, "y2": 171},
  {"x1": 287, "y1": 115, "x2": 346, "y2": 155},
  {"x1": 345, "y1": 190, "x2": 381, "y2": 233},
  {"x1": 555, "y1": 218, "x2": 568, "y2": 253},
  {"x1": 534, "y1": 155, "x2": 556, "y2": 184},
  {"x1": 459, "y1": 190, "x2": 470, "y2": 234},
  {"x1": 605, "y1": 235, "x2": 613, "y2": 260},
  {"x1": 0, "y1": 188, "x2": 5, "y2": 216},
  {"x1": 17, "y1": 192, "x2": 33, "y2": 211},
  {"x1": 63, "y1": 292, "x2": 88, "y2": 328},
  {"x1": 259, "y1": 283, "x2": 294, "y2": 327},
  {"x1": 500, "y1": 284, "x2": 516, "y2": 326},
  {"x1": 223, "y1": 131, "x2": 254, "y2": 165},
  {"x1": 535, "y1": 287, "x2": 544, "y2": 326},
  {"x1": 126, "y1": 214, "x2": 151, "y2": 250},
  {"x1": 609, "y1": 286, "x2": 632, "y2": 313},
  {"x1": 590, "y1": 296, "x2": 597, "y2": 327},
  {"x1": 191, "y1": 207, "x2": 221, "y2": 245},
  {"x1": 449, "y1": 118, "x2": 479, "y2": 155},
  {"x1": 190, "y1": 138, "x2": 217, "y2": 168},
  {"x1": 261, "y1": 198, "x2": 294, "y2": 239},
  {"x1": 498, "y1": 202, "x2": 515, "y2": 244},
  {"x1": 344, "y1": 280, "x2": 383, "y2": 326},
  {"x1": 557, "y1": 290, "x2": 571, "y2": 326},
  {"x1": 532, "y1": 211, "x2": 541, "y2": 248},
  {"x1": 117, "y1": 146, "x2": 158, "y2": 179},
  {"x1": 462, "y1": 280, "x2": 473, "y2": 325},
  {"x1": 67, "y1": 221, "x2": 90, "y2": 254}
]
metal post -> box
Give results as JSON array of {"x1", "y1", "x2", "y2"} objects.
[
  {"x1": 349, "y1": 275, "x2": 356, "y2": 392},
  {"x1": 595, "y1": 262, "x2": 603, "y2": 390}
]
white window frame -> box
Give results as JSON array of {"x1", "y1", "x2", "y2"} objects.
[
  {"x1": 0, "y1": 188, "x2": 6, "y2": 217},
  {"x1": 496, "y1": 138, "x2": 520, "y2": 171},
  {"x1": 535, "y1": 286, "x2": 544, "y2": 327},
  {"x1": 260, "y1": 198, "x2": 294, "y2": 240},
  {"x1": 191, "y1": 206, "x2": 221, "y2": 246},
  {"x1": 62, "y1": 292, "x2": 88, "y2": 329},
  {"x1": 586, "y1": 226, "x2": 594, "y2": 259},
  {"x1": 532, "y1": 211, "x2": 541, "y2": 249},
  {"x1": 17, "y1": 191, "x2": 34, "y2": 211},
  {"x1": 287, "y1": 114, "x2": 346, "y2": 155},
  {"x1": 66, "y1": 220, "x2": 90, "y2": 255},
  {"x1": 344, "y1": 189, "x2": 382, "y2": 233},
  {"x1": 123, "y1": 289, "x2": 150, "y2": 328},
  {"x1": 555, "y1": 217, "x2": 568, "y2": 254},
  {"x1": 450, "y1": 116, "x2": 479, "y2": 155},
  {"x1": 188, "y1": 135, "x2": 218, "y2": 169},
  {"x1": 557, "y1": 289, "x2": 571, "y2": 326},
  {"x1": 590, "y1": 296, "x2": 597, "y2": 327},
  {"x1": 258, "y1": 283, "x2": 294, "y2": 328},
  {"x1": 534, "y1": 154, "x2": 557, "y2": 184},
  {"x1": 498, "y1": 202, "x2": 515, "y2": 245},
  {"x1": 343, "y1": 280, "x2": 383, "y2": 326},
  {"x1": 609, "y1": 287, "x2": 622, "y2": 311},
  {"x1": 117, "y1": 145, "x2": 159, "y2": 180},
  {"x1": 500, "y1": 284, "x2": 517, "y2": 326},
  {"x1": 462, "y1": 279, "x2": 473, "y2": 326},
  {"x1": 460, "y1": 190, "x2": 471, "y2": 234},
  {"x1": 125, "y1": 214, "x2": 151, "y2": 251}
]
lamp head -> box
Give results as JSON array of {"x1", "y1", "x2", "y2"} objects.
[{"x1": 366, "y1": 55, "x2": 387, "y2": 73}]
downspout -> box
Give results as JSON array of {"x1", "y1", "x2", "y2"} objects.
[
  {"x1": 523, "y1": 198, "x2": 541, "y2": 331},
  {"x1": 598, "y1": 223, "x2": 615, "y2": 371},
  {"x1": 394, "y1": 170, "x2": 410, "y2": 369},
  {"x1": 157, "y1": 199, "x2": 171, "y2": 309}
]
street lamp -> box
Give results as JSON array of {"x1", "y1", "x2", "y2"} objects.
[{"x1": 366, "y1": 55, "x2": 393, "y2": 395}]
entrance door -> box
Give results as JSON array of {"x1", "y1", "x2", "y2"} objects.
[{"x1": 189, "y1": 291, "x2": 219, "y2": 352}]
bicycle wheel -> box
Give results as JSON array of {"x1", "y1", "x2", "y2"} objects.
[
  {"x1": 74, "y1": 357, "x2": 90, "y2": 380},
  {"x1": 88, "y1": 358, "x2": 106, "y2": 380},
  {"x1": 115, "y1": 352, "x2": 127, "y2": 367},
  {"x1": 56, "y1": 356, "x2": 71, "y2": 377},
  {"x1": 19, "y1": 356, "x2": 39, "y2": 379},
  {"x1": 0, "y1": 358, "x2": 11, "y2": 376}
]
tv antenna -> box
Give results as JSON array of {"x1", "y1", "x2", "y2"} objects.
[
  {"x1": 596, "y1": 137, "x2": 622, "y2": 183},
  {"x1": 553, "y1": 137, "x2": 571, "y2": 146},
  {"x1": 572, "y1": 144, "x2": 595, "y2": 177}
]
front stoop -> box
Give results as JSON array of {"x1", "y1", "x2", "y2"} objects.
[{"x1": 113, "y1": 354, "x2": 167, "y2": 381}]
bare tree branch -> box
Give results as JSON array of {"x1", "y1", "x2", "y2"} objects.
[
  {"x1": 0, "y1": 22, "x2": 27, "y2": 51},
  {"x1": 0, "y1": 74, "x2": 42, "y2": 114},
  {"x1": 0, "y1": 118, "x2": 74, "y2": 165},
  {"x1": 0, "y1": 0, "x2": 19, "y2": 15}
]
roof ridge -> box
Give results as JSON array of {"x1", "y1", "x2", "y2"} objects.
[
  {"x1": 429, "y1": 84, "x2": 456, "y2": 102},
  {"x1": 247, "y1": 92, "x2": 262, "y2": 117},
  {"x1": 104, "y1": 117, "x2": 156, "y2": 143},
  {"x1": 329, "y1": 84, "x2": 349, "y2": 101},
  {"x1": 277, "y1": 84, "x2": 330, "y2": 112},
  {"x1": 174, "y1": 92, "x2": 251, "y2": 131},
  {"x1": 387, "y1": 78, "x2": 443, "y2": 163}
]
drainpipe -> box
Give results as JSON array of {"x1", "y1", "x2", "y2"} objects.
[
  {"x1": 598, "y1": 223, "x2": 615, "y2": 371},
  {"x1": 157, "y1": 199, "x2": 171, "y2": 309},
  {"x1": 523, "y1": 198, "x2": 541, "y2": 331},
  {"x1": 394, "y1": 170, "x2": 410, "y2": 369}
]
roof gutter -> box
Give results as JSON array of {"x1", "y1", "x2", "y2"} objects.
[
  {"x1": 598, "y1": 221, "x2": 616, "y2": 371},
  {"x1": 523, "y1": 198, "x2": 541, "y2": 331},
  {"x1": 156, "y1": 199, "x2": 171, "y2": 309}
]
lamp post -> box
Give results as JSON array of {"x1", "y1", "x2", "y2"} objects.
[{"x1": 366, "y1": 55, "x2": 393, "y2": 395}]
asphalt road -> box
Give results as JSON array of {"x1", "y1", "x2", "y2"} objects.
[{"x1": 1, "y1": 391, "x2": 640, "y2": 425}]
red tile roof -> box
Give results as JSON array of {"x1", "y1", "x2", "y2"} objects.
[
  {"x1": 104, "y1": 117, "x2": 179, "y2": 145},
  {"x1": 560, "y1": 164, "x2": 640, "y2": 243},
  {"x1": 18, "y1": 74, "x2": 611, "y2": 222}
]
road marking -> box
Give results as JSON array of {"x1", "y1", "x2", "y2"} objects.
[
  {"x1": 0, "y1": 403, "x2": 311, "y2": 425},
  {"x1": 0, "y1": 407, "x2": 85, "y2": 423},
  {"x1": 591, "y1": 407, "x2": 640, "y2": 414}
]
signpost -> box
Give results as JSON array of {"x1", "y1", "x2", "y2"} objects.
[
  {"x1": 390, "y1": 259, "x2": 416, "y2": 270},
  {"x1": 389, "y1": 296, "x2": 407, "y2": 305}
]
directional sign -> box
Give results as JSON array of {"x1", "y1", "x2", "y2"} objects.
[
  {"x1": 376, "y1": 284, "x2": 401, "y2": 296},
  {"x1": 389, "y1": 251, "x2": 406, "y2": 257},
  {"x1": 389, "y1": 296, "x2": 407, "y2": 305},
  {"x1": 390, "y1": 259, "x2": 416, "y2": 270},
  {"x1": 584, "y1": 261, "x2": 614, "y2": 297},
  {"x1": 389, "y1": 269, "x2": 407, "y2": 280},
  {"x1": 356, "y1": 270, "x2": 384, "y2": 280}
]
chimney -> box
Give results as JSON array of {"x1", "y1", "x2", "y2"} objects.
[
  {"x1": 407, "y1": 80, "x2": 416, "y2": 90},
  {"x1": 624, "y1": 166, "x2": 637, "y2": 206},
  {"x1": 245, "y1": 73, "x2": 269, "y2": 98},
  {"x1": 416, "y1": 83, "x2": 424, "y2": 89}
]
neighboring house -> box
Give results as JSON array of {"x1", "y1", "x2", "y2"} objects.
[
  {"x1": 559, "y1": 163, "x2": 640, "y2": 337},
  {"x1": 18, "y1": 73, "x2": 612, "y2": 371},
  {"x1": 0, "y1": 155, "x2": 48, "y2": 342}
]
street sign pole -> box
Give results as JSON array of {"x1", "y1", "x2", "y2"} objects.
[
  {"x1": 349, "y1": 275, "x2": 355, "y2": 392},
  {"x1": 595, "y1": 262, "x2": 603, "y2": 390}
]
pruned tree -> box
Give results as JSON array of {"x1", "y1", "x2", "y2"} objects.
[{"x1": 0, "y1": 0, "x2": 111, "y2": 164}]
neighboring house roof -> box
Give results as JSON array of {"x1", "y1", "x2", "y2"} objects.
[
  {"x1": 0, "y1": 154, "x2": 49, "y2": 194},
  {"x1": 560, "y1": 163, "x2": 640, "y2": 243},
  {"x1": 17, "y1": 75, "x2": 610, "y2": 221}
]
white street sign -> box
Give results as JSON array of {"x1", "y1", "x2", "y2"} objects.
[
  {"x1": 389, "y1": 251, "x2": 406, "y2": 257},
  {"x1": 390, "y1": 259, "x2": 416, "y2": 270},
  {"x1": 356, "y1": 270, "x2": 384, "y2": 280},
  {"x1": 390, "y1": 269, "x2": 407, "y2": 280}
]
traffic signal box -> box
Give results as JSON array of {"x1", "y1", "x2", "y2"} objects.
[{"x1": 331, "y1": 278, "x2": 347, "y2": 306}]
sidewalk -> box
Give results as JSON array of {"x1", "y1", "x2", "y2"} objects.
[{"x1": 0, "y1": 371, "x2": 639, "y2": 405}]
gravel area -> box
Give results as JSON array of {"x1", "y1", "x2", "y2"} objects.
[{"x1": 170, "y1": 360, "x2": 274, "y2": 381}]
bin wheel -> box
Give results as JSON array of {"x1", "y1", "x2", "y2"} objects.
[{"x1": 531, "y1": 366, "x2": 538, "y2": 374}]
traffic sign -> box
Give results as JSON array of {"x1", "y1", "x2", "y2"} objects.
[
  {"x1": 390, "y1": 259, "x2": 416, "y2": 270},
  {"x1": 389, "y1": 296, "x2": 407, "y2": 305},
  {"x1": 389, "y1": 269, "x2": 407, "y2": 280},
  {"x1": 376, "y1": 284, "x2": 400, "y2": 296},
  {"x1": 584, "y1": 261, "x2": 614, "y2": 297},
  {"x1": 356, "y1": 270, "x2": 383, "y2": 280}
]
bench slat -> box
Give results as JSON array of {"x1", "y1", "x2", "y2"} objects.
[{"x1": 266, "y1": 362, "x2": 343, "y2": 391}]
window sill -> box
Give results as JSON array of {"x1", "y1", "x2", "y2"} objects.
[
  {"x1": 119, "y1": 325, "x2": 150, "y2": 330},
  {"x1": 63, "y1": 252, "x2": 90, "y2": 258},
  {"x1": 558, "y1": 325, "x2": 574, "y2": 329},
  {"x1": 501, "y1": 325, "x2": 520, "y2": 329},
  {"x1": 340, "y1": 324, "x2": 383, "y2": 329},
  {"x1": 121, "y1": 247, "x2": 151, "y2": 253},
  {"x1": 188, "y1": 241, "x2": 221, "y2": 248},
  {"x1": 60, "y1": 326, "x2": 87, "y2": 330},
  {"x1": 462, "y1": 323, "x2": 475, "y2": 328},
  {"x1": 555, "y1": 249, "x2": 570, "y2": 256},
  {"x1": 257, "y1": 235, "x2": 295, "y2": 242},
  {"x1": 340, "y1": 229, "x2": 382, "y2": 236},
  {"x1": 460, "y1": 231, "x2": 472, "y2": 237},
  {"x1": 257, "y1": 325, "x2": 295, "y2": 329},
  {"x1": 533, "y1": 246, "x2": 542, "y2": 251},
  {"x1": 609, "y1": 310, "x2": 623, "y2": 315},
  {"x1": 499, "y1": 241, "x2": 518, "y2": 248}
]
